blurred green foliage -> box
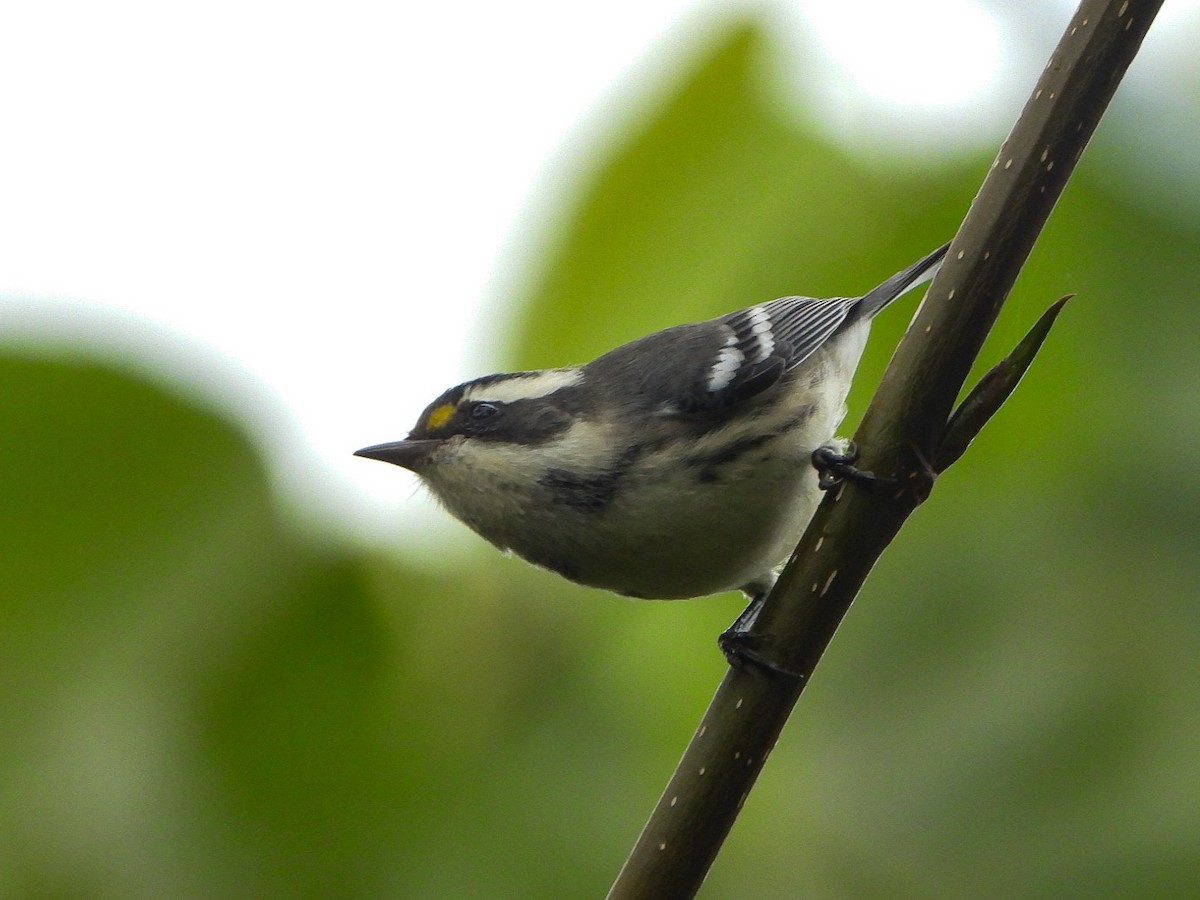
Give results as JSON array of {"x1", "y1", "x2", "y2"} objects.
[{"x1": 3, "y1": 17, "x2": 1200, "y2": 900}]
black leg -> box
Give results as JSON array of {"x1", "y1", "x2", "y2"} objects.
[
  {"x1": 812, "y1": 441, "x2": 894, "y2": 491},
  {"x1": 718, "y1": 594, "x2": 805, "y2": 683}
]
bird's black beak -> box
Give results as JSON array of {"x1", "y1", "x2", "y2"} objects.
[{"x1": 354, "y1": 439, "x2": 442, "y2": 471}]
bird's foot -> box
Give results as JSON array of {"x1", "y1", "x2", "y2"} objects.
[
  {"x1": 812, "y1": 441, "x2": 895, "y2": 491},
  {"x1": 718, "y1": 595, "x2": 805, "y2": 684}
]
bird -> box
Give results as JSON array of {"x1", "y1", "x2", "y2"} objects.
[{"x1": 356, "y1": 244, "x2": 947, "y2": 662}]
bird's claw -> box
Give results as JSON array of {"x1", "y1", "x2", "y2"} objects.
[
  {"x1": 720, "y1": 600, "x2": 806, "y2": 681},
  {"x1": 719, "y1": 623, "x2": 805, "y2": 684},
  {"x1": 812, "y1": 441, "x2": 893, "y2": 491}
]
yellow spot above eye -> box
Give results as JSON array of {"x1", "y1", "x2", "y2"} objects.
[{"x1": 425, "y1": 402, "x2": 455, "y2": 431}]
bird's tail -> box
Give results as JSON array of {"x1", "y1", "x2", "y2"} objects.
[{"x1": 855, "y1": 242, "x2": 950, "y2": 321}]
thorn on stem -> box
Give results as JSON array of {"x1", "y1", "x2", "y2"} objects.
[{"x1": 935, "y1": 295, "x2": 1073, "y2": 472}]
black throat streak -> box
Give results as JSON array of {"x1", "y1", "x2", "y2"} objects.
[
  {"x1": 539, "y1": 467, "x2": 622, "y2": 511},
  {"x1": 537, "y1": 441, "x2": 651, "y2": 512}
]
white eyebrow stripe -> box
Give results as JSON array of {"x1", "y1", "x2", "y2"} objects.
[
  {"x1": 463, "y1": 368, "x2": 584, "y2": 403},
  {"x1": 747, "y1": 306, "x2": 774, "y2": 361}
]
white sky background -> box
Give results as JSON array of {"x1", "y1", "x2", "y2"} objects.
[{"x1": 1, "y1": 0, "x2": 1196, "y2": 547}]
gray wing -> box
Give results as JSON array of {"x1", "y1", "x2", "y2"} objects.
[
  {"x1": 581, "y1": 297, "x2": 858, "y2": 416},
  {"x1": 720, "y1": 296, "x2": 857, "y2": 379},
  {"x1": 695, "y1": 242, "x2": 949, "y2": 410},
  {"x1": 586, "y1": 244, "x2": 948, "y2": 415},
  {"x1": 674, "y1": 296, "x2": 856, "y2": 412}
]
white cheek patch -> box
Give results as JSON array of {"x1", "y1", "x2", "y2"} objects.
[
  {"x1": 551, "y1": 419, "x2": 616, "y2": 468},
  {"x1": 464, "y1": 367, "x2": 583, "y2": 403},
  {"x1": 431, "y1": 418, "x2": 613, "y2": 484}
]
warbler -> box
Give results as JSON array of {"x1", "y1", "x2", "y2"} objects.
[{"x1": 357, "y1": 244, "x2": 946, "y2": 652}]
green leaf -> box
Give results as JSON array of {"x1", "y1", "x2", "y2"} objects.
[{"x1": 510, "y1": 23, "x2": 958, "y2": 373}]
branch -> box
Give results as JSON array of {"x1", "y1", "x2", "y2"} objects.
[
  {"x1": 936, "y1": 294, "x2": 1073, "y2": 471},
  {"x1": 608, "y1": 1, "x2": 1162, "y2": 896}
]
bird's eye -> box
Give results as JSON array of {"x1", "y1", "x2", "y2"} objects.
[{"x1": 469, "y1": 401, "x2": 500, "y2": 420}]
